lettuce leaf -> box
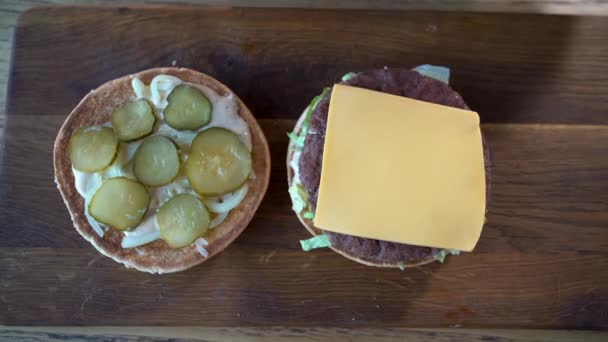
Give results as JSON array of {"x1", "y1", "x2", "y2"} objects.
[
  {"x1": 287, "y1": 87, "x2": 332, "y2": 216},
  {"x1": 413, "y1": 64, "x2": 450, "y2": 84},
  {"x1": 300, "y1": 234, "x2": 332, "y2": 251},
  {"x1": 288, "y1": 183, "x2": 308, "y2": 213},
  {"x1": 287, "y1": 87, "x2": 330, "y2": 151},
  {"x1": 434, "y1": 249, "x2": 461, "y2": 263},
  {"x1": 303, "y1": 211, "x2": 315, "y2": 220},
  {"x1": 287, "y1": 131, "x2": 305, "y2": 149},
  {"x1": 302, "y1": 87, "x2": 330, "y2": 134},
  {"x1": 342, "y1": 66, "x2": 451, "y2": 84},
  {"x1": 344, "y1": 67, "x2": 449, "y2": 84},
  {"x1": 341, "y1": 72, "x2": 357, "y2": 81}
]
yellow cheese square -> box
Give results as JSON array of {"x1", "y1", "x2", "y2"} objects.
[{"x1": 314, "y1": 84, "x2": 486, "y2": 251}]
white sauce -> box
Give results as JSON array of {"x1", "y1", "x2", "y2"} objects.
[
  {"x1": 204, "y1": 184, "x2": 249, "y2": 214},
  {"x1": 194, "y1": 238, "x2": 209, "y2": 257},
  {"x1": 121, "y1": 215, "x2": 161, "y2": 248},
  {"x1": 73, "y1": 74, "x2": 252, "y2": 249},
  {"x1": 288, "y1": 109, "x2": 307, "y2": 187}
]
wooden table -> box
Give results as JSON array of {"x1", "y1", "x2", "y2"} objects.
[
  {"x1": 1, "y1": 3, "x2": 608, "y2": 341},
  {"x1": 2, "y1": 1, "x2": 608, "y2": 111}
]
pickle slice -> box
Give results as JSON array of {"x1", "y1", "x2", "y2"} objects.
[
  {"x1": 164, "y1": 84, "x2": 212, "y2": 130},
  {"x1": 133, "y1": 135, "x2": 181, "y2": 187},
  {"x1": 185, "y1": 128, "x2": 252, "y2": 195},
  {"x1": 111, "y1": 99, "x2": 156, "y2": 141},
  {"x1": 88, "y1": 177, "x2": 150, "y2": 231},
  {"x1": 69, "y1": 126, "x2": 118, "y2": 172},
  {"x1": 157, "y1": 194, "x2": 210, "y2": 248}
]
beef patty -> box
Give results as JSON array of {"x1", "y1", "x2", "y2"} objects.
[{"x1": 298, "y1": 68, "x2": 483, "y2": 264}]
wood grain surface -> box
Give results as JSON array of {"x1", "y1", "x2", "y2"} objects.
[
  {"x1": 0, "y1": 327, "x2": 606, "y2": 342},
  {"x1": 2, "y1": 2, "x2": 608, "y2": 114},
  {"x1": 1, "y1": 6, "x2": 607, "y2": 330}
]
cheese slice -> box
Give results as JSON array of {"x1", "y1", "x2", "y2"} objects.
[{"x1": 313, "y1": 84, "x2": 486, "y2": 251}]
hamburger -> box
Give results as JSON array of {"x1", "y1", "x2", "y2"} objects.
[
  {"x1": 55, "y1": 67, "x2": 270, "y2": 273},
  {"x1": 287, "y1": 66, "x2": 489, "y2": 268}
]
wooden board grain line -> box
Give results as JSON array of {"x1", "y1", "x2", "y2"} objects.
[
  {"x1": 7, "y1": 7, "x2": 608, "y2": 124},
  {"x1": 3, "y1": 0, "x2": 608, "y2": 114},
  {"x1": 1, "y1": 326, "x2": 607, "y2": 342}
]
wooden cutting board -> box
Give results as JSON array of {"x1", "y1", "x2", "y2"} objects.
[{"x1": 1, "y1": 6, "x2": 607, "y2": 328}]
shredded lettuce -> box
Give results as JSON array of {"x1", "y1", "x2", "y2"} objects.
[
  {"x1": 287, "y1": 87, "x2": 330, "y2": 151},
  {"x1": 302, "y1": 87, "x2": 330, "y2": 133},
  {"x1": 413, "y1": 64, "x2": 450, "y2": 84},
  {"x1": 287, "y1": 87, "x2": 331, "y2": 216},
  {"x1": 398, "y1": 262, "x2": 406, "y2": 271},
  {"x1": 344, "y1": 66, "x2": 450, "y2": 85},
  {"x1": 344, "y1": 67, "x2": 449, "y2": 84},
  {"x1": 341, "y1": 72, "x2": 357, "y2": 82},
  {"x1": 434, "y1": 250, "x2": 449, "y2": 263},
  {"x1": 434, "y1": 249, "x2": 461, "y2": 263},
  {"x1": 449, "y1": 249, "x2": 461, "y2": 256},
  {"x1": 287, "y1": 131, "x2": 305, "y2": 149},
  {"x1": 303, "y1": 211, "x2": 315, "y2": 220},
  {"x1": 288, "y1": 183, "x2": 308, "y2": 213},
  {"x1": 300, "y1": 234, "x2": 332, "y2": 251}
]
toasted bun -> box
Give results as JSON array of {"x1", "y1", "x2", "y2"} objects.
[
  {"x1": 287, "y1": 110, "x2": 435, "y2": 268},
  {"x1": 54, "y1": 67, "x2": 270, "y2": 273}
]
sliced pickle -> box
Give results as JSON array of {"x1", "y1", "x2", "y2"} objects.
[
  {"x1": 111, "y1": 99, "x2": 156, "y2": 141},
  {"x1": 88, "y1": 177, "x2": 150, "y2": 231},
  {"x1": 164, "y1": 84, "x2": 212, "y2": 130},
  {"x1": 69, "y1": 126, "x2": 118, "y2": 172},
  {"x1": 185, "y1": 128, "x2": 252, "y2": 195},
  {"x1": 133, "y1": 135, "x2": 180, "y2": 187},
  {"x1": 157, "y1": 194, "x2": 210, "y2": 248}
]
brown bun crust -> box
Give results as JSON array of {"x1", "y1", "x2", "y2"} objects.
[{"x1": 54, "y1": 67, "x2": 270, "y2": 273}]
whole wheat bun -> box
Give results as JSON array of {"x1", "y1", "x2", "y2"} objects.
[
  {"x1": 54, "y1": 67, "x2": 270, "y2": 273},
  {"x1": 287, "y1": 111, "x2": 435, "y2": 268}
]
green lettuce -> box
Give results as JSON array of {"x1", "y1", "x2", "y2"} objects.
[
  {"x1": 303, "y1": 211, "x2": 315, "y2": 220},
  {"x1": 413, "y1": 64, "x2": 450, "y2": 84},
  {"x1": 287, "y1": 87, "x2": 331, "y2": 151},
  {"x1": 288, "y1": 183, "x2": 308, "y2": 213},
  {"x1": 341, "y1": 72, "x2": 357, "y2": 81},
  {"x1": 301, "y1": 87, "x2": 330, "y2": 134},
  {"x1": 286, "y1": 131, "x2": 305, "y2": 149},
  {"x1": 287, "y1": 87, "x2": 331, "y2": 216},
  {"x1": 300, "y1": 234, "x2": 332, "y2": 251},
  {"x1": 342, "y1": 66, "x2": 450, "y2": 85},
  {"x1": 434, "y1": 249, "x2": 461, "y2": 263}
]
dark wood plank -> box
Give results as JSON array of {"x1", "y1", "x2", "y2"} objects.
[
  {"x1": 0, "y1": 247, "x2": 606, "y2": 327},
  {"x1": 1, "y1": 116, "x2": 607, "y2": 327},
  {"x1": 1, "y1": 327, "x2": 606, "y2": 342},
  {"x1": 0, "y1": 249, "x2": 606, "y2": 327},
  {"x1": 7, "y1": 7, "x2": 608, "y2": 124}
]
